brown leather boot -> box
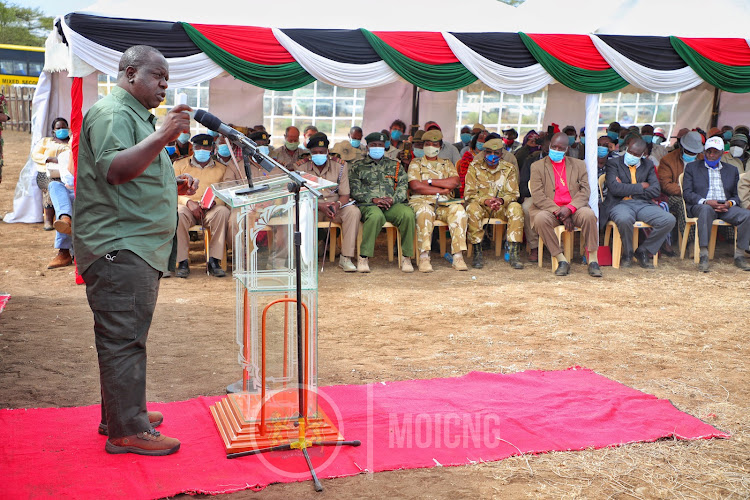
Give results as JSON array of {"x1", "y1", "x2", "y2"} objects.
[
  {"x1": 47, "y1": 249, "x2": 72, "y2": 269},
  {"x1": 43, "y1": 207, "x2": 55, "y2": 231},
  {"x1": 98, "y1": 411, "x2": 164, "y2": 436},
  {"x1": 53, "y1": 215, "x2": 72, "y2": 235},
  {"x1": 105, "y1": 429, "x2": 180, "y2": 456}
]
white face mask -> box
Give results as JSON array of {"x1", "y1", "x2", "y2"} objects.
[
  {"x1": 730, "y1": 145, "x2": 744, "y2": 158},
  {"x1": 423, "y1": 145, "x2": 440, "y2": 158}
]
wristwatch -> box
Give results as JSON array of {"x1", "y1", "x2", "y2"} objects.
[{"x1": 428, "y1": 179, "x2": 433, "y2": 186}]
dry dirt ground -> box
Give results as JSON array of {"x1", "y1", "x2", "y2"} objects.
[{"x1": 0, "y1": 129, "x2": 748, "y2": 499}]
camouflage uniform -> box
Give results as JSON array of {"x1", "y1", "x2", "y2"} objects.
[
  {"x1": 464, "y1": 153, "x2": 524, "y2": 244},
  {"x1": 407, "y1": 156, "x2": 468, "y2": 254},
  {"x1": 349, "y1": 155, "x2": 415, "y2": 258}
]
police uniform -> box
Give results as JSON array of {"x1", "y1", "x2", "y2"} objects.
[
  {"x1": 270, "y1": 142, "x2": 308, "y2": 168},
  {"x1": 293, "y1": 135, "x2": 361, "y2": 260},
  {"x1": 464, "y1": 141, "x2": 524, "y2": 261},
  {"x1": 349, "y1": 132, "x2": 415, "y2": 264},
  {"x1": 407, "y1": 130, "x2": 468, "y2": 257},
  {"x1": 173, "y1": 134, "x2": 230, "y2": 268}
]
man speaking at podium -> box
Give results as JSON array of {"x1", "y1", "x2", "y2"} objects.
[{"x1": 74, "y1": 45, "x2": 198, "y2": 456}]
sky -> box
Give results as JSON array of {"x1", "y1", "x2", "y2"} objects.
[{"x1": 32, "y1": 0, "x2": 93, "y2": 18}]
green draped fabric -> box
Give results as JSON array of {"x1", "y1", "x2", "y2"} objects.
[
  {"x1": 181, "y1": 23, "x2": 314, "y2": 91},
  {"x1": 519, "y1": 33, "x2": 628, "y2": 94},
  {"x1": 670, "y1": 37, "x2": 750, "y2": 93},
  {"x1": 360, "y1": 29, "x2": 476, "y2": 92}
]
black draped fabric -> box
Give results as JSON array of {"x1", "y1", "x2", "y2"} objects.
[
  {"x1": 598, "y1": 35, "x2": 687, "y2": 71},
  {"x1": 450, "y1": 32, "x2": 538, "y2": 68},
  {"x1": 280, "y1": 29, "x2": 381, "y2": 64},
  {"x1": 64, "y1": 13, "x2": 200, "y2": 58}
]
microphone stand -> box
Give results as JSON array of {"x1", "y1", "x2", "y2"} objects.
[{"x1": 226, "y1": 136, "x2": 360, "y2": 493}]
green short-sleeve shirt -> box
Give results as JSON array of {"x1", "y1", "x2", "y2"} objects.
[{"x1": 73, "y1": 86, "x2": 177, "y2": 273}]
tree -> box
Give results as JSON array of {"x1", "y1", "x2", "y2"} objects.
[{"x1": 0, "y1": 2, "x2": 53, "y2": 47}]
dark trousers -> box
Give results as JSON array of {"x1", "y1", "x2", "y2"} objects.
[
  {"x1": 689, "y1": 203, "x2": 750, "y2": 250},
  {"x1": 609, "y1": 199, "x2": 675, "y2": 256},
  {"x1": 82, "y1": 250, "x2": 161, "y2": 439}
]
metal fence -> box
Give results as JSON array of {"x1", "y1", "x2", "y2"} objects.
[{"x1": 1, "y1": 84, "x2": 36, "y2": 133}]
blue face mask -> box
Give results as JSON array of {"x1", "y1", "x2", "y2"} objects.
[
  {"x1": 258, "y1": 145, "x2": 269, "y2": 156},
  {"x1": 165, "y1": 146, "x2": 176, "y2": 156},
  {"x1": 460, "y1": 133, "x2": 472, "y2": 145},
  {"x1": 624, "y1": 151, "x2": 641, "y2": 166},
  {"x1": 607, "y1": 131, "x2": 619, "y2": 141},
  {"x1": 350, "y1": 138, "x2": 361, "y2": 148},
  {"x1": 597, "y1": 146, "x2": 609, "y2": 158},
  {"x1": 581, "y1": 136, "x2": 586, "y2": 145},
  {"x1": 369, "y1": 147, "x2": 385, "y2": 160},
  {"x1": 178, "y1": 132, "x2": 190, "y2": 144},
  {"x1": 682, "y1": 152, "x2": 697, "y2": 163},
  {"x1": 390, "y1": 130, "x2": 402, "y2": 140},
  {"x1": 642, "y1": 135, "x2": 653, "y2": 143},
  {"x1": 476, "y1": 142, "x2": 484, "y2": 151},
  {"x1": 618, "y1": 138, "x2": 625, "y2": 146},
  {"x1": 311, "y1": 153, "x2": 328, "y2": 166},
  {"x1": 548, "y1": 149, "x2": 566, "y2": 163},
  {"x1": 413, "y1": 148, "x2": 425, "y2": 158},
  {"x1": 705, "y1": 157, "x2": 721, "y2": 168},
  {"x1": 385, "y1": 140, "x2": 391, "y2": 149},
  {"x1": 567, "y1": 136, "x2": 575, "y2": 146},
  {"x1": 55, "y1": 128, "x2": 70, "y2": 140},
  {"x1": 485, "y1": 154, "x2": 500, "y2": 166},
  {"x1": 723, "y1": 130, "x2": 733, "y2": 141},
  {"x1": 194, "y1": 149, "x2": 211, "y2": 163},
  {"x1": 217, "y1": 144, "x2": 231, "y2": 157},
  {"x1": 207, "y1": 130, "x2": 219, "y2": 138},
  {"x1": 653, "y1": 136, "x2": 664, "y2": 145}
]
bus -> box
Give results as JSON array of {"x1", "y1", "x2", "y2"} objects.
[{"x1": 0, "y1": 44, "x2": 45, "y2": 86}]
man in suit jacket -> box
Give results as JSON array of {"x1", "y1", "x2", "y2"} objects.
[
  {"x1": 530, "y1": 133, "x2": 601, "y2": 277},
  {"x1": 605, "y1": 138, "x2": 675, "y2": 269},
  {"x1": 683, "y1": 136, "x2": 750, "y2": 272}
]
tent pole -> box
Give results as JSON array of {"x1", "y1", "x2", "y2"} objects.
[
  {"x1": 709, "y1": 87, "x2": 720, "y2": 129},
  {"x1": 410, "y1": 85, "x2": 420, "y2": 135}
]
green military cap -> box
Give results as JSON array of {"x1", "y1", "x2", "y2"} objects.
[
  {"x1": 248, "y1": 130, "x2": 269, "y2": 142},
  {"x1": 307, "y1": 132, "x2": 329, "y2": 149},
  {"x1": 191, "y1": 134, "x2": 214, "y2": 146},
  {"x1": 483, "y1": 138, "x2": 504, "y2": 150},
  {"x1": 365, "y1": 132, "x2": 387, "y2": 143},
  {"x1": 422, "y1": 129, "x2": 443, "y2": 142},
  {"x1": 413, "y1": 130, "x2": 425, "y2": 141}
]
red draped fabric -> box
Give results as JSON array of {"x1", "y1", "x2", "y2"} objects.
[
  {"x1": 526, "y1": 34, "x2": 612, "y2": 71},
  {"x1": 70, "y1": 77, "x2": 85, "y2": 285},
  {"x1": 371, "y1": 31, "x2": 459, "y2": 64},
  {"x1": 191, "y1": 24, "x2": 295, "y2": 65},
  {"x1": 679, "y1": 38, "x2": 750, "y2": 67}
]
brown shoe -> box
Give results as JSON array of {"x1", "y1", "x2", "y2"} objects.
[
  {"x1": 98, "y1": 411, "x2": 164, "y2": 436},
  {"x1": 47, "y1": 250, "x2": 72, "y2": 269},
  {"x1": 418, "y1": 256, "x2": 433, "y2": 273},
  {"x1": 53, "y1": 215, "x2": 72, "y2": 234},
  {"x1": 105, "y1": 429, "x2": 180, "y2": 456},
  {"x1": 452, "y1": 253, "x2": 468, "y2": 271}
]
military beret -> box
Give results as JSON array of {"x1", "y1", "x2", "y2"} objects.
[
  {"x1": 483, "y1": 138, "x2": 504, "y2": 151},
  {"x1": 413, "y1": 130, "x2": 425, "y2": 141},
  {"x1": 365, "y1": 132, "x2": 387, "y2": 144},
  {"x1": 422, "y1": 129, "x2": 443, "y2": 142},
  {"x1": 248, "y1": 131, "x2": 269, "y2": 142},
  {"x1": 307, "y1": 132, "x2": 329, "y2": 149},
  {"x1": 191, "y1": 134, "x2": 214, "y2": 146}
]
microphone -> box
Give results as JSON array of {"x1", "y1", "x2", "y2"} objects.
[{"x1": 193, "y1": 109, "x2": 249, "y2": 144}]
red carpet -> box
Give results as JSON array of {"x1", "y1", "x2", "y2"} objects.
[{"x1": 0, "y1": 368, "x2": 727, "y2": 498}]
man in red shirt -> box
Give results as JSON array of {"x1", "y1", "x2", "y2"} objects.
[{"x1": 529, "y1": 133, "x2": 601, "y2": 277}]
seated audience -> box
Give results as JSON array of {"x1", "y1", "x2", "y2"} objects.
[
  {"x1": 32, "y1": 117, "x2": 70, "y2": 230},
  {"x1": 721, "y1": 133, "x2": 749, "y2": 174},
  {"x1": 270, "y1": 126, "x2": 307, "y2": 168},
  {"x1": 658, "y1": 131, "x2": 704, "y2": 242}
]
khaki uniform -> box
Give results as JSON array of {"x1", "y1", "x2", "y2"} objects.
[
  {"x1": 173, "y1": 156, "x2": 230, "y2": 262},
  {"x1": 722, "y1": 151, "x2": 750, "y2": 174},
  {"x1": 270, "y1": 145, "x2": 308, "y2": 169},
  {"x1": 293, "y1": 155, "x2": 361, "y2": 258},
  {"x1": 464, "y1": 156, "x2": 523, "y2": 245},
  {"x1": 407, "y1": 157, "x2": 468, "y2": 254}
]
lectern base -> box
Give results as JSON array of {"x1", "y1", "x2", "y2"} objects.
[{"x1": 210, "y1": 390, "x2": 344, "y2": 454}]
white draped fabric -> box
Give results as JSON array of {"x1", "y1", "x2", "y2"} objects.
[
  {"x1": 590, "y1": 35, "x2": 703, "y2": 94},
  {"x1": 58, "y1": 16, "x2": 224, "y2": 86},
  {"x1": 442, "y1": 32, "x2": 554, "y2": 95},
  {"x1": 272, "y1": 29, "x2": 401, "y2": 89}
]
